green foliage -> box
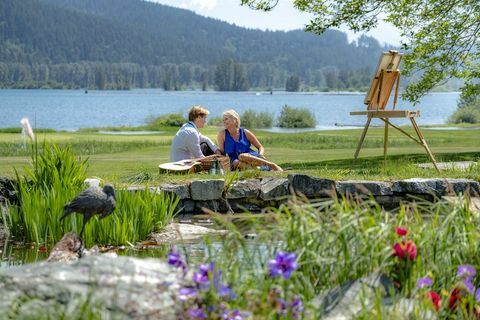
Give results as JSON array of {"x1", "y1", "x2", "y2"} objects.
[
  {"x1": 277, "y1": 105, "x2": 316, "y2": 128},
  {"x1": 0, "y1": 0, "x2": 386, "y2": 91},
  {"x1": 242, "y1": 0, "x2": 479, "y2": 103},
  {"x1": 448, "y1": 105, "x2": 480, "y2": 124},
  {"x1": 214, "y1": 59, "x2": 249, "y2": 91},
  {"x1": 241, "y1": 109, "x2": 273, "y2": 129},
  {"x1": 145, "y1": 113, "x2": 186, "y2": 129},
  {"x1": 208, "y1": 116, "x2": 223, "y2": 127},
  {"x1": 5, "y1": 142, "x2": 179, "y2": 246},
  {"x1": 80, "y1": 188, "x2": 179, "y2": 247},
  {"x1": 0, "y1": 140, "x2": 167, "y2": 157},
  {"x1": 195, "y1": 194, "x2": 480, "y2": 317},
  {"x1": 285, "y1": 75, "x2": 300, "y2": 92},
  {"x1": 6, "y1": 142, "x2": 88, "y2": 243},
  {"x1": 449, "y1": 94, "x2": 480, "y2": 124}
]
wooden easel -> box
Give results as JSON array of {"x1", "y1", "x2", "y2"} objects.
[{"x1": 350, "y1": 50, "x2": 439, "y2": 172}]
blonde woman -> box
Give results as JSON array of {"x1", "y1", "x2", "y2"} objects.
[{"x1": 217, "y1": 109, "x2": 282, "y2": 171}]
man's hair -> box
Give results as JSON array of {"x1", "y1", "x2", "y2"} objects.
[
  {"x1": 188, "y1": 105, "x2": 209, "y2": 121},
  {"x1": 222, "y1": 109, "x2": 240, "y2": 128}
]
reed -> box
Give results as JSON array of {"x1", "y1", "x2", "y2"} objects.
[
  {"x1": 5, "y1": 142, "x2": 179, "y2": 247},
  {"x1": 80, "y1": 188, "x2": 179, "y2": 247}
]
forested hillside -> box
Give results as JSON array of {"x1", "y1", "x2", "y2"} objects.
[{"x1": 0, "y1": 0, "x2": 387, "y2": 90}]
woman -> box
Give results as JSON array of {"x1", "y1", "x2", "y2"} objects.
[{"x1": 217, "y1": 109, "x2": 282, "y2": 171}]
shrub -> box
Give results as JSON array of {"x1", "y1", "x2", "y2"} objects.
[
  {"x1": 146, "y1": 113, "x2": 186, "y2": 129},
  {"x1": 277, "y1": 105, "x2": 316, "y2": 128},
  {"x1": 241, "y1": 109, "x2": 273, "y2": 129},
  {"x1": 448, "y1": 105, "x2": 480, "y2": 124},
  {"x1": 208, "y1": 116, "x2": 223, "y2": 127}
]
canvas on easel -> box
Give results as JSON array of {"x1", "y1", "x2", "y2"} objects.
[{"x1": 350, "y1": 50, "x2": 439, "y2": 171}]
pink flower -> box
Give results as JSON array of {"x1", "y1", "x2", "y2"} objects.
[
  {"x1": 396, "y1": 227, "x2": 408, "y2": 236},
  {"x1": 393, "y1": 240, "x2": 417, "y2": 261}
]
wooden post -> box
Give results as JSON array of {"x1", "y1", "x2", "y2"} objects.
[
  {"x1": 410, "y1": 117, "x2": 440, "y2": 172},
  {"x1": 354, "y1": 116, "x2": 372, "y2": 159},
  {"x1": 383, "y1": 118, "x2": 389, "y2": 167}
]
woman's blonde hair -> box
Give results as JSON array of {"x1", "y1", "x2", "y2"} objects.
[
  {"x1": 188, "y1": 105, "x2": 209, "y2": 121},
  {"x1": 222, "y1": 109, "x2": 241, "y2": 128}
]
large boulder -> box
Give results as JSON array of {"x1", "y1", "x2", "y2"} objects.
[
  {"x1": 0, "y1": 255, "x2": 186, "y2": 319},
  {"x1": 190, "y1": 179, "x2": 225, "y2": 201},
  {"x1": 288, "y1": 174, "x2": 336, "y2": 198},
  {"x1": 260, "y1": 177, "x2": 289, "y2": 200},
  {"x1": 336, "y1": 181, "x2": 393, "y2": 196}
]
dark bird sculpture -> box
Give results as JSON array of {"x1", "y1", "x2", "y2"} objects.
[{"x1": 60, "y1": 184, "x2": 116, "y2": 237}]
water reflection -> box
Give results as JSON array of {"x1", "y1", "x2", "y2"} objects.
[{"x1": 0, "y1": 214, "x2": 265, "y2": 268}]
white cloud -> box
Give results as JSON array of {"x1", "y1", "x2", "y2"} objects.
[{"x1": 189, "y1": 0, "x2": 218, "y2": 11}]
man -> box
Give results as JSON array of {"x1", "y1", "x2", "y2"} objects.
[{"x1": 170, "y1": 105, "x2": 221, "y2": 162}]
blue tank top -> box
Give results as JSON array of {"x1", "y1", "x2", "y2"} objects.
[{"x1": 224, "y1": 128, "x2": 259, "y2": 163}]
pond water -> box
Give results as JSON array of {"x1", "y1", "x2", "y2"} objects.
[
  {"x1": 0, "y1": 214, "x2": 258, "y2": 268},
  {"x1": 0, "y1": 89, "x2": 459, "y2": 130}
]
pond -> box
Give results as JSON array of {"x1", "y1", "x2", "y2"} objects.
[{"x1": 0, "y1": 214, "x2": 259, "y2": 268}]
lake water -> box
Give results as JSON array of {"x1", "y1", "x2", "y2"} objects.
[{"x1": 0, "y1": 89, "x2": 460, "y2": 131}]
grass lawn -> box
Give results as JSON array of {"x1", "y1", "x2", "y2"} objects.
[{"x1": 0, "y1": 125, "x2": 479, "y2": 183}]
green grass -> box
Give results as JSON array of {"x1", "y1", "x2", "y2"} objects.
[{"x1": 0, "y1": 125, "x2": 479, "y2": 182}]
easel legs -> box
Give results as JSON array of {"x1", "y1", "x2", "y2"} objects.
[
  {"x1": 410, "y1": 117, "x2": 440, "y2": 172},
  {"x1": 354, "y1": 116, "x2": 372, "y2": 159},
  {"x1": 353, "y1": 116, "x2": 440, "y2": 172},
  {"x1": 384, "y1": 118, "x2": 389, "y2": 167}
]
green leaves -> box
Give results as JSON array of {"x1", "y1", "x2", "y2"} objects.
[{"x1": 242, "y1": 0, "x2": 480, "y2": 103}]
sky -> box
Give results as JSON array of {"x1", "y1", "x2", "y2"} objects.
[{"x1": 147, "y1": 0, "x2": 403, "y2": 46}]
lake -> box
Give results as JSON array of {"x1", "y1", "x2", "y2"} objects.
[{"x1": 0, "y1": 89, "x2": 460, "y2": 131}]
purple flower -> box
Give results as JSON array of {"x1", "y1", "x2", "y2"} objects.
[
  {"x1": 475, "y1": 288, "x2": 480, "y2": 303},
  {"x1": 187, "y1": 307, "x2": 206, "y2": 319},
  {"x1": 167, "y1": 250, "x2": 187, "y2": 275},
  {"x1": 276, "y1": 298, "x2": 287, "y2": 315},
  {"x1": 291, "y1": 297, "x2": 304, "y2": 319},
  {"x1": 417, "y1": 276, "x2": 433, "y2": 288},
  {"x1": 457, "y1": 264, "x2": 476, "y2": 281},
  {"x1": 268, "y1": 251, "x2": 298, "y2": 279},
  {"x1": 222, "y1": 309, "x2": 248, "y2": 320},
  {"x1": 193, "y1": 263, "x2": 214, "y2": 287},
  {"x1": 464, "y1": 279, "x2": 476, "y2": 294},
  {"x1": 178, "y1": 287, "x2": 197, "y2": 301}
]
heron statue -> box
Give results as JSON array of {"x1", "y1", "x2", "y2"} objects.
[{"x1": 60, "y1": 184, "x2": 116, "y2": 237}]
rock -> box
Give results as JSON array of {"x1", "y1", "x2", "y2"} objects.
[
  {"x1": 0, "y1": 255, "x2": 186, "y2": 319},
  {"x1": 158, "y1": 183, "x2": 190, "y2": 200},
  {"x1": 260, "y1": 177, "x2": 289, "y2": 200},
  {"x1": 312, "y1": 272, "x2": 396, "y2": 319},
  {"x1": 392, "y1": 178, "x2": 447, "y2": 197},
  {"x1": 226, "y1": 179, "x2": 261, "y2": 199},
  {"x1": 417, "y1": 161, "x2": 477, "y2": 171},
  {"x1": 336, "y1": 181, "x2": 393, "y2": 196},
  {"x1": 190, "y1": 180, "x2": 224, "y2": 200},
  {"x1": 443, "y1": 179, "x2": 480, "y2": 196},
  {"x1": 0, "y1": 222, "x2": 7, "y2": 244},
  {"x1": 0, "y1": 177, "x2": 17, "y2": 205},
  {"x1": 47, "y1": 232, "x2": 84, "y2": 262},
  {"x1": 288, "y1": 174, "x2": 336, "y2": 198},
  {"x1": 150, "y1": 222, "x2": 227, "y2": 243},
  {"x1": 178, "y1": 199, "x2": 195, "y2": 213},
  {"x1": 47, "y1": 232, "x2": 101, "y2": 262}
]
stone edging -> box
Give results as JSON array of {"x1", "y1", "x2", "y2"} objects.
[{"x1": 150, "y1": 174, "x2": 480, "y2": 214}]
